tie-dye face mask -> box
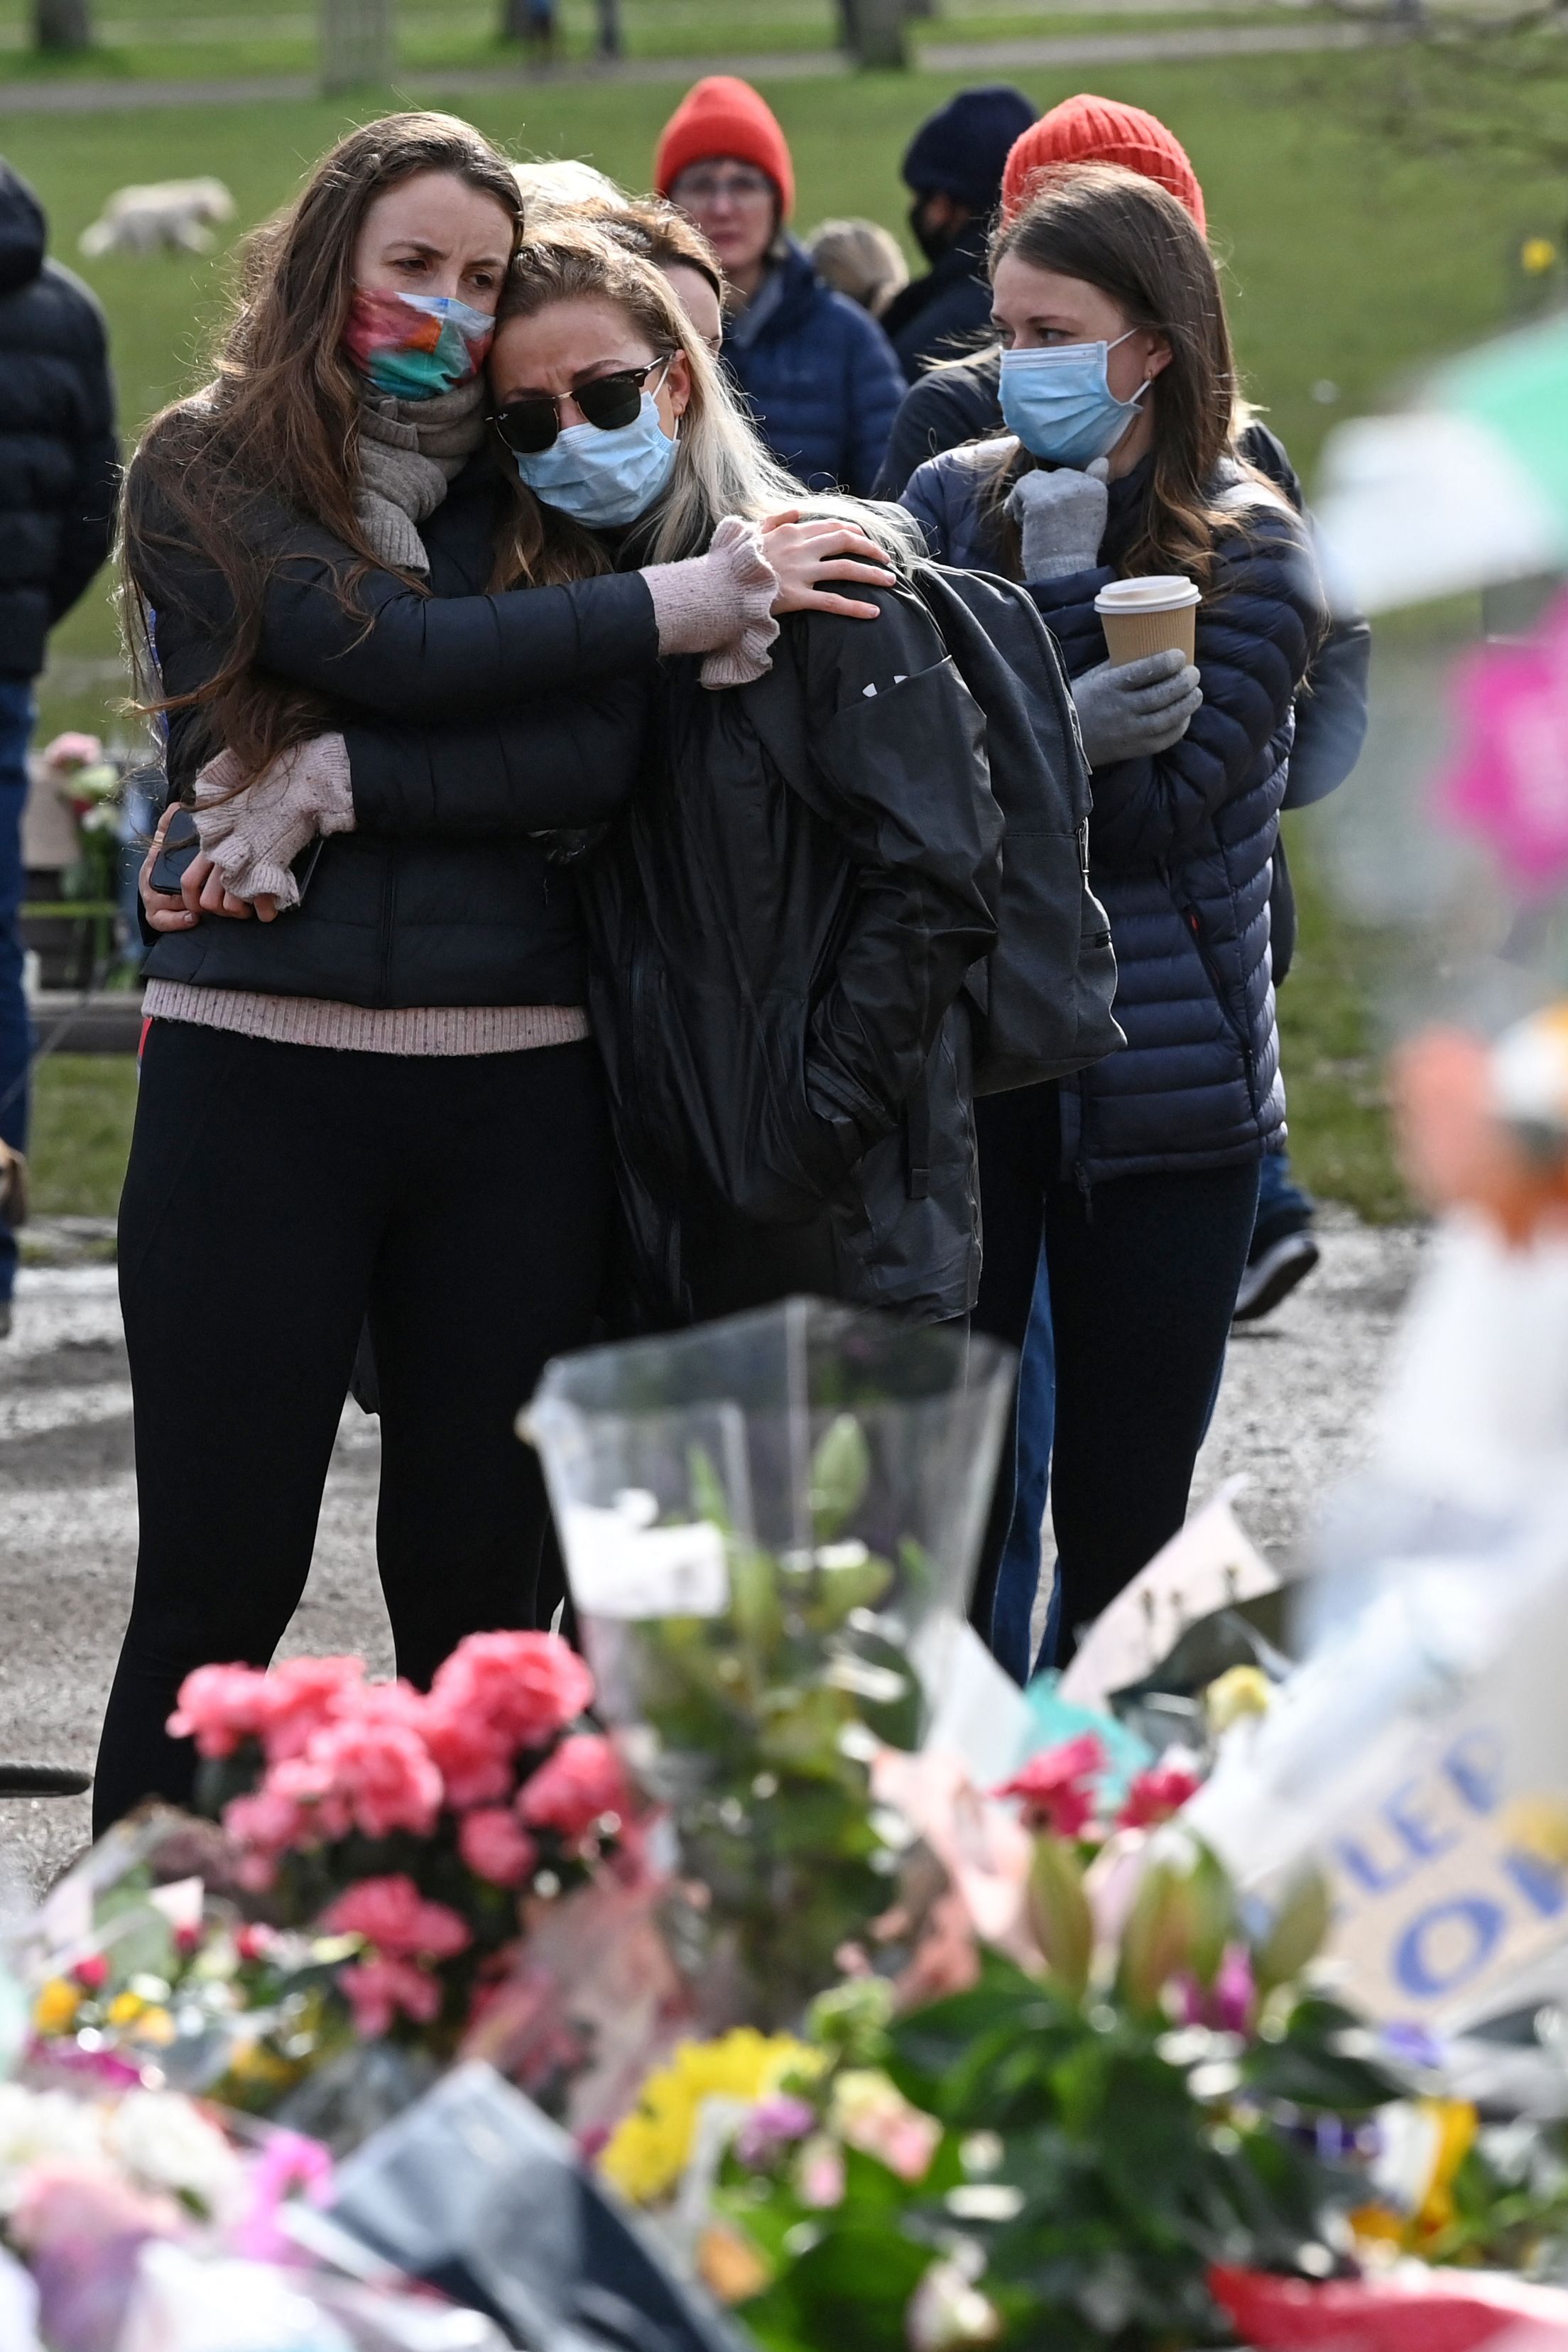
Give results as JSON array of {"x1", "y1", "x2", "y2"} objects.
[{"x1": 343, "y1": 288, "x2": 496, "y2": 401}]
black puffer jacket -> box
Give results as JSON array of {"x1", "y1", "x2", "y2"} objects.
[
  {"x1": 577, "y1": 584, "x2": 1003, "y2": 1324},
  {"x1": 0, "y1": 162, "x2": 119, "y2": 679},
  {"x1": 136, "y1": 455, "x2": 653, "y2": 1009},
  {"x1": 879, "y1": 219, "x2": 995, "y2": 386},
  {"x1": 903, "y1": 445, "x2": 1323, "y2": 1182}
]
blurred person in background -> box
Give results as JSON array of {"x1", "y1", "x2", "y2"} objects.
[
  {"x1": 806, "y1": 217, "x2": 908, "y2": 320},
  {"x1": 655, "y1": 75, "x2": 906, "y2": 494},
  {"x1": 878, "y1": 82, "x2": 1035, "y2": 384},
  {"x1": 0, "y1": 159, "x2": 119, "y2": 1339},
  {"x1": 901, "y1": 165, "x2": 1325, "y2": 1668}
]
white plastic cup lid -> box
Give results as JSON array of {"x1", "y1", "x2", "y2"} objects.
[{"x1": 1094, "y1": 576, "x2": 1202, "y2": 614}]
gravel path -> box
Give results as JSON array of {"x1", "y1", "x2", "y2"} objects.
[{"x1": 0, "y1": 1208, "x2": 1424, "y2": 1897}]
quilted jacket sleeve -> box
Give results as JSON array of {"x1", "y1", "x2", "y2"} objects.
[
  {"x1": 341, "y1": 673, "x2": 651, "y2": 837},
  {"x1": 129, "y1": 463, "x2": 658, "y2": 727},
  {"x1": 1031, "y1": 501, "x2": 1324, "y2": 868}
]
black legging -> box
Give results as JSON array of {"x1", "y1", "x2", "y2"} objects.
[
  {"x1": 96, "y1": 1020, "x2": 613, "y2": 1832},
  {"x1": 970, "y1": 1082, "x2": 1260, "y2": 1661}
]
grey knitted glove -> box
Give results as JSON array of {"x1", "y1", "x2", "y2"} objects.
[
  {"x1": 1006, "y1": 466, "x2": 1109, "y2": 582},
  {"x1": 193, "y1": 736, "x2": 354, "y2": 908},
  {"x1": 1071, "y1": 650, "x2": 1202, "y2": 769}
]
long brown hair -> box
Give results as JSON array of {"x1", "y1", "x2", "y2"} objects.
[
  {"x1": 124, "y1": 112, "x2": 523, "y2": 773},
  {"x1": 986, "y1": 163, "x2": 1253, "y2": 590}
]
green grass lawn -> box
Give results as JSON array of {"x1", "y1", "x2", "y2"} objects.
[
  {"x1": 15, "y1": 42, "x2": 1568, "y2": 744},
  {"x1": 28, "y1": 1057, "x2": 139, "y2": 1219},
  {"x1": 11, "y1": 40, "x2": 1534, "y2": 1222}
]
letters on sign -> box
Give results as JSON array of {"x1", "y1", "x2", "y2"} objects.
[{"x1": 1325, "y1": 1709, "x2": 1568, "y2": 2031}]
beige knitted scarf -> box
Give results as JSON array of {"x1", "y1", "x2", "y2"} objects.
[{"x1": 354, "y1": 378, "x2": 489, "y2": 575}]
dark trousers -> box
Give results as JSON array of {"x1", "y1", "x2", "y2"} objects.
[
  {"x1": 970, "y1": 1082, "x2": 1260, "y2": 1664},
  {"x1": 0, "y1": 680, "x2": 33, "y2": 1307},
  {"x1": 96, "y1": 1021, "x2": 613, "y2": 1832}
]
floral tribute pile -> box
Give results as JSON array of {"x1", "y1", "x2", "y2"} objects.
[{"x1": 12, "y1": 1633, "x2": 1568, "y2": 2352}]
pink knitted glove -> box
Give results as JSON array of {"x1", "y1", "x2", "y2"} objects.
[
  {"x1": 193, "y1": 735, "x2": 355, "y2": 908},
  {"x1": 641, "y1": 515, "x2": 780, "y2": 688}
]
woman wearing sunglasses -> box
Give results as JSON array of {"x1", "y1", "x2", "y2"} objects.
[
  {"x1": 484, "y1": 227, "x2": 1001, "y2": 1328},
  {"x1": 103, "y1": 111, "x2": 894, "y2": 1830}
]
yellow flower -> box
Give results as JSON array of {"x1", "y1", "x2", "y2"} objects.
[
  {"x1": 32, "y1": 1978, "x2": 80, "y2": 2036},
  {"x1": 134, "y1": 2005, "x2": 177, "y2": 2047},
  {"x1": 1206, "y1": 1665, "x2": 1271, "y2": 1734},
  {"x1": 1503, "y1": 1794, "x2": 1568, "y2": 1870},
  {"x1": 1411, "y1": 2099, "x2": 1477, "y2": 2245},
  {"x1": 1522, "y1": 236, "x2": 1559, "y2": 276},
  {"x1": 107, "y1": 1991, "x2": 146, "y2": 2027},
  {"x1": 600, "y1": 2030, "x2": 819, "y2": 2206}
]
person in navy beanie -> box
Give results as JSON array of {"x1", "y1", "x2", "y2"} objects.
[{"x1": 879, "y1": 83, "x2": 1035, "y2": 384}]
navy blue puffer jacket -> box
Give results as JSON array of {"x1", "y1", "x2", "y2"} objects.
[
  {"x1": 902, "y1": 442, "x2": 1324, "y2": 1182},
  {"x1": 725, "y1": 240, "x2": 908, "y2": 496}
]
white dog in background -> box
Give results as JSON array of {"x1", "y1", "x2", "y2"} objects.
[{"x1": 79, "y1": 177, "x2": 235, "y2": 258}]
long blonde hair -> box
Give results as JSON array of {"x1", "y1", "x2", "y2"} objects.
[{"x1": 488, "y1": 226, "x2": 920, "y2": 587}]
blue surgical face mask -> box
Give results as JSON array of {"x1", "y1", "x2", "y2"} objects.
[
  {"x1": 511, "y1": 394, "x2": 679, "y2": 529},
  {"x1": 998, "y1": 331, "x2": 1151, "y2": 469}
]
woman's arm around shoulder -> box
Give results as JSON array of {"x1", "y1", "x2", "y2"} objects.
[{"x1": 129, "y1": 460, "x2": 658, "y2": 725}]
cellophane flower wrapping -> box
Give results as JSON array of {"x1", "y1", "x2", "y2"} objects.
[{"x1": 526, "y1": 1299, "x2": 1013, "y2": 2025}]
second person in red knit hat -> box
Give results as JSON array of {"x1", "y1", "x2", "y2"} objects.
[{"x1": 655, "y1": 75, "x2": 907, "y2": 495}]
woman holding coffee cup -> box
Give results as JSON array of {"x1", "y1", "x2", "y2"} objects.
[{"x1": 901, "y1": 160, "x2": 1324, "y2": 1666}]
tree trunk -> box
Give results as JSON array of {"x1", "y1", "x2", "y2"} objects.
[
  {"x1": 594, "y1": 0, "x2": 622, "y2": 56},
  {"x1": 319, "y1": 0, "x2": 393, "y2": 87},
  {"x1": 33, "y1": 0, "x2": 91, "y2": 51},
  {"x1": 848, "y1": 0, "x2": 907, "y2": 65}
]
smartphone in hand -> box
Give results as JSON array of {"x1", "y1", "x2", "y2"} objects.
[
  {"x1": 148, "y1": 805, "x2": 201, "y2": 897},
  {"x1": 147, "y1": 809, "x2": 325, "y2": 907}
]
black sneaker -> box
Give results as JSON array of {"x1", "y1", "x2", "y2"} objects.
[{"x1": 1234, "y1": 1225, "x2": 1320, "y2": 1323}]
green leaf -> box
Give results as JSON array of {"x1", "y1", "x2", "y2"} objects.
[{"x1": 810, "y1": 1414, "x2": 871, "y2": 1541}]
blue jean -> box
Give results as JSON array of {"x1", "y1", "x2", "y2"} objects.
[
  {"x1": 0, "y1": 680, "x2": 34, "y2": 1306},
  {"x1": 991, "y1": 1247, "x2": 1057, "y2": 1684},
  {"x1": 1255, "y1": 1145, "x2": 1312, "y2": 1235}
]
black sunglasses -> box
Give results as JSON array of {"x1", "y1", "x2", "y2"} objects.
[{"x1": 490, "y1": 355, "x2": 674, "y2": 455}]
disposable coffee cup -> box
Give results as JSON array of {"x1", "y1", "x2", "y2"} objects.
[{"x1": 1095, "y1": 576, "x2": 1201, "y2": 667}]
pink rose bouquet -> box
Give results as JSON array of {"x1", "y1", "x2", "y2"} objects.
[{"x1": 168, "y1": 1630, "x2": 641, "y2": 2059}]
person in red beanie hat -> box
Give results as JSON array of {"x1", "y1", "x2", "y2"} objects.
[
  {"x1": 1000, "y1": 93, "x2": 1205, "y2": 231},
  {"x1": 655, "y1": 75, "x2": 906, "y2": 494},
  {"x1": 655, "y1": 75, "x2": 796, "y2": 242}
]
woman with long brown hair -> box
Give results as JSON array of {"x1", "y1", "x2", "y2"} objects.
[
  {"x1": 901, "y1": 162, "x2": 1325, "y2": 1667},
  {"x1": 100, "y1": 112, "x2": 894, "y2": 1829}
]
